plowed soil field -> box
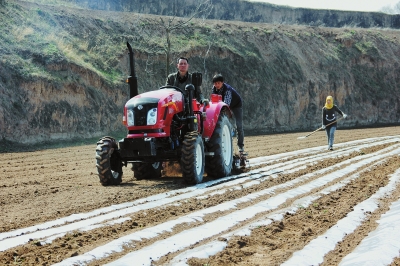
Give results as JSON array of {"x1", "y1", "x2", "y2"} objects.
[{"x1": 1, "y1": 126, "x2": 400, "y2": 266}]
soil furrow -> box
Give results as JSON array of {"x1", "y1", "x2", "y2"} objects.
[
  {"x1": 0, "y1": 127, "x2": 399, "y2": 265},
  {"x1": 189, "y1": 156, "x2": 400, "y2": 266}
]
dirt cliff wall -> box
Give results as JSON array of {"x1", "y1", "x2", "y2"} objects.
[
  {"x1": 0, "y1": 1, "x2": 399, "y2": 145},
  {"x1": 70, "y1": 0, "x2": 400, "y2": 29}
]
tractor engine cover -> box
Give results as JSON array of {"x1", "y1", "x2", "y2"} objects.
[{"x1": 123, "y1": 89, "x2": 184, "y2": 137}]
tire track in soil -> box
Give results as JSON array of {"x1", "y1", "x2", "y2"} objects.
[{"x1": 0, "y1": 129, "x2": 399, "y2": 265}]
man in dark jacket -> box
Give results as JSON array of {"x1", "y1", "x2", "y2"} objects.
[
  {"x1": 212, "y1": 74, "x2": 245, "y2": 152},
  {"x1": 166, "y1": 57, "x2": 208, "y2": 105}
]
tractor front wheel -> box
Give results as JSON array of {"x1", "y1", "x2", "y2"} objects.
[
  {"x1": 181, "y1": 132, "x2": 205, "y2": 184},
  {"x1": 95, "y1": 136, "x2": 123, "y2": 186},
  {"x1": 132, "y1": 162, "x2": 163, "y2": 180}
]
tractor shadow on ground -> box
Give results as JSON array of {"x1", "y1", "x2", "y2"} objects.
[
  {"x1": 119, "y1": 160, "x2": 250, "y2": 189},
  {"x1": 162, "y1": 161, "x2": 249, "y2": 183}
]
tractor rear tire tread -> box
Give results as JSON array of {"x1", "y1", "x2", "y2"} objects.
[{"x1": 132, "y1": 162, "x2": 163, "y2": 180}]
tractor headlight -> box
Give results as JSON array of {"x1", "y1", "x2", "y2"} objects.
[
  {"x1": 127, "y1": 109, "x2": 134, "y2": 126},
  {"x1": 147, "y1": 108, "x2": 157, "y2": 125}
]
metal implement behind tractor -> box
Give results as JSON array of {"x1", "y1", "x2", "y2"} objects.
[{"x1": 95, "y1": 42, "x2": 237, "y2": 185}]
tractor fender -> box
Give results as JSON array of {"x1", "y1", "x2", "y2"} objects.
[{"x1": 202, "y1": 96, "x2": 232, "y2": 139}]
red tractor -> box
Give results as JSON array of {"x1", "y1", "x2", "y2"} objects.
[{"x1": 95, "y1": 43, "x2": 236, "y2": 185}]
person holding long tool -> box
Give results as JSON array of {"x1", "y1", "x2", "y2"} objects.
[{"x1": 322, "y1": 95, "x2": 347, "y2": 150}]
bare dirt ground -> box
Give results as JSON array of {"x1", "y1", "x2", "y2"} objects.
[{"x1": 1, "y1": 126, "x2": 400, "y2": 265}]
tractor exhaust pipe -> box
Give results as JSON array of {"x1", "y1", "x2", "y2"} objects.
[
  {"x1": 185, "y1": 84, "x2": 197, "y2": 131},
  {"x1": 126, "y1": 42, "x2": 138, "y2": 98}
]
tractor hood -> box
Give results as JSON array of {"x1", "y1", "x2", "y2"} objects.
[
  {"x1": 125, "y1": 89, "x2": 184, "y2": 110},
  {"x1": 123, "y1": 89, "x2": 184, "y2": 134}
]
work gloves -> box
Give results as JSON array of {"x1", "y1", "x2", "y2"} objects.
[
  {"x1": 321, "y1": 125, "x2": 326, "y2": 129},
  {"x1": 201, "y1": 99, "x2": 209, "y2": 106}
]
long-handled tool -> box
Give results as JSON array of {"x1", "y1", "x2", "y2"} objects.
[{"x1": 297, "y1": 117, "x2": 344, "y2": 139}]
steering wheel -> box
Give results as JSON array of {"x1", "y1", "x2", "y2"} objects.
[{"x1": 159, "y1": 85, "x2": 185, "y2": 94}]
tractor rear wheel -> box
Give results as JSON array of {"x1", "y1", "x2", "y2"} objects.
[
  {"x1": 95, "y1": 136, "x2": 123, "y2": 186},
  {"x1": 205, "y1": 110, "x2": 233, "y2": 178},
  {"x1": 132, "y1": 162, "x2": 163, "y2": 180},
  {"x1": 181, "y1": 132, "x2": 205, "y2": 184}
]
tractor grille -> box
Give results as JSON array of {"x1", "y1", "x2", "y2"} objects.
[
  {"x1": 126, "y1": 97, "x2": 159, "y2": 126},
  {"x1": 134, "y1": 103, "x2": 157, "y2": 126}
]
